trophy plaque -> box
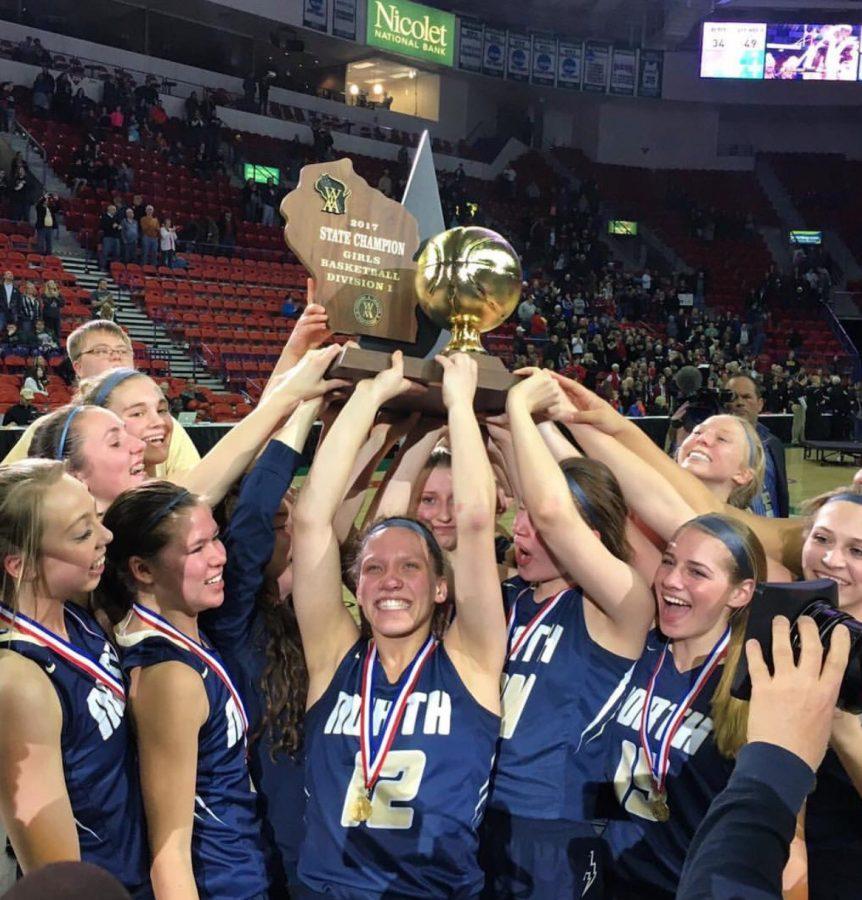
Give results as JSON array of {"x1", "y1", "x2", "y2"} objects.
[{"x1": 280, "y1": 158, "x2": 522, "y2": 411}]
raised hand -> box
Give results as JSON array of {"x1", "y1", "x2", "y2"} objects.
[
  {"x1": 267, "y1": 344, "x2": 348, "y2": 405},
  {"x1": 550, "y1": 373, "x2": 628, "y2": 436},
  {"x1": 366, "y1": 350, "x2": 414, "y2": 406},
  {"x1": 436, "y1": 352, "x2": 478, "y2": 409},
  {"x1": 746, "y1": 615, "x2": 850, "y2": 772},
  {"x1": 284, "y1": 279, "x2": 332, "y2": 358},
  {"x1": 506, "y1": 368, "x2": 561, "y2": 417}
]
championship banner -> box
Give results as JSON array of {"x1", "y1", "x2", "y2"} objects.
[
  {"x1": 638, "y1": 48, "x2": 664, "y2": 97},
  {"x1": 332, "y1": 0, "x2": 357, "y2": 40},
  {"x1": 458, "y1": 16, "x2": 484, "y2": 72},
  {"x1": 483, "y1": 26, "x2": 506, "y2": 77},
  {"x1": 609, "y1": 47, "x2": 637, "y2": 95},
  {"x1": 531, "y1": 35, "x2": 557, "y2": 86},
  {"x1": 557, "y1": 40, "x2": 583, "y2": 89},
  {"x1": 506, "y1": 31, "x2": 531, "y2": 82},
  {"x1": 303, "y1": 0, "x2": 329, "y2": 33},
  {"x1": 583, "y1": 40, "x2": 612, "y2": 92}
]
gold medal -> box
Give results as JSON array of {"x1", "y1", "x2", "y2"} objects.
[
  {"x1": 351, "y1": 790, "x2": 373, "y2": 823},
  {"x1": 649, "y1": 791, "x2": 670, "y2": 823}
]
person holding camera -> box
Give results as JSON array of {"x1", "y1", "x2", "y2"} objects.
[
  {"x1": 678, "y1": 614, "x2": 850, "y2": 899},
  {"x1": 34, "y1": 192, "x2": 58, "y2": 256}
]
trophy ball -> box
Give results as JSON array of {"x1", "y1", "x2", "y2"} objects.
[{"x1": 415, "y1": 227, "x2": 522, "y2": 353}]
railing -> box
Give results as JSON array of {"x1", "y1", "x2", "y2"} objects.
[
  {"x1": 821, "y1": 298, "x2": 862, "y2": 381},
  {"x1": 10, "y1": 119, "x2": 48, "y2": 187}
]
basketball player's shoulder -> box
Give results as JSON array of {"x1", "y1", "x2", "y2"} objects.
[{"x1": 0, "y1": 651, "x2": 60, "y2": 727}]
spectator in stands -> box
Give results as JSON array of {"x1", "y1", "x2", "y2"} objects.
[
  {"x1": 9, "y1": 163, "x2": 29, "y2": 221},
  {"x1": 40, "y1": 279, "x2": 63, "y2": 342},
  {"x1": 99, "y1": 203, "x2": 122, "y2": 269},
  {"x1": 31, "y1": 65, "x2": 54, "y2": 118},
  {"x1": 825, "y1": 375, "x2": 853, "y2": 440},
  {"x1": 260, "y1": 177, "x2": 277, "y2": 226},
  {"x1": 33, "y1": 318, "x2": 58, "y2": 353},
  {"x1": 108, "y1": 104, "x2": 124, "y2": 131},
  {"x1": 0, "y1": 81, "x2": 15, "y2": 132},
  {"x1": 159, "y1": 217, "x2": 178, "y2": 267},
  {"x1": 377, "y1": 168, "x2": 393, "y2": 198},
  {"x1": 219, "y1": 210, "x2": 236, "y2": 255},
  {"x1": 22, "y1": 361, "x2": 48, "y2": 397},
  {"x1": 242, "y1": 178, "x2": 261, "y2": 222},
  {"x1": 2, "y1": 386, "x2": 40, "y2": 426},
  {"x1": 1, "y1": 271, "x2": 20, "y2": 332},
  {"x1": 149, "y1": 100, "x2": 168, "y2": 129},
  {"x1": 185, "y1": 90, "x2": 200, "y2": 122},
  {"x1": 34, "y1": 191, "x2": 58, "y2": 255},
  {"x1": 725, "y1": 373, "x2": 789, "y2": 517},
  {"x1": 140, "y1": 204, "x2": 160, "y2": 266},
  {"x1": 116, "y1": 160, "x2": 134, "y2": 192},
  {"x1": 1, "y1": 321, "x2": 30, "y2": 355},
  {"x1": 70, "y1": 87, "x2": 91, "y2": 124},
  {"x1": 15, "y1": 281, "x2": 41, "y2": 342},
  {"x1": 121, "y1": 207, "x2": 139, "y2": 262}
]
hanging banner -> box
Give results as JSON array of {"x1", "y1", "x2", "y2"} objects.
[
  {"x1": 609, "y1": 47, "x2": 637, "y2": 95},
  {"x1": 557, "y1": 40, "x2": 583, "y2": 89},
  {"x1": 583, "y1": 40, "x2": 611, "y2": 92},
  {"x1": 303, "y1": 0, "x2": 329, "y2": 32},
  {"x1": 366, "y1": 0, "x2": 455, "y2": 66},
  {"x1": 638, "y1": 48, "x2": 664, "y2": 97},
  {"x1": 332, "y1": 0, "x2": 357, "y2": 39},
  {"x1": 483, "y1": 26, "x2": 506, "y2": 78},
  {"x1": 506, "y1": 31, "x2": 531, "y2": 82},
  {"x1": 531, "y1": 35, "x2": 557, "y2": 86},
  {"x1": 458, "y1": 17, "x2": 484, "y2": 72}
]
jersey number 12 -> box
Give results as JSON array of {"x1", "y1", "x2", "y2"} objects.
[{"x1": 340, "y1": 750, "x2": 426, "y2": 829}]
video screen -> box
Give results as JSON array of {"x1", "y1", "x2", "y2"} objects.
[
  {"x1": 764, "y1": 24, "x2": 860, "y2": 80},
  {"x1": 244, "y1": 164, "x2": 280, "y2": 184},
  {"x1": 789, "y1": 230, "x2": 823, "y2": 245},
  {"x1": 701, "y1": 22, "x2": 766, "y2": 79},
  {"x1": 608, "y1": 220, "x2": 638, "y2": 236}
]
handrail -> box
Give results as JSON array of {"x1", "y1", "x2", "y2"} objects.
[{"x1": 820, "y1": 297, "x2": 861, "y2": 381}]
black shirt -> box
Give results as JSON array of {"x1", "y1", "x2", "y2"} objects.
[{"x1": 2, "y1": 402, "x2": 40, "y2": 426}]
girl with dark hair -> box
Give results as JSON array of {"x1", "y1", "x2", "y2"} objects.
[
  {"x1": 201, "y1": 397, "x2": 322, "y2": 896},
  {"x1": 0, "y1": 460, "x2": 150, "y2": 896},
  {"x1": 100, "y1": 481, "x2": 268, "y2": 899},
  {"x1": 292, "y1": 351, "x2": 507, "y2": 898},
  {"x1": 96, "y1": 348, "x2": 344, "y2": 899},
  {"x1": 476, "y1": 371, "x2": 656, "y2": 898}
]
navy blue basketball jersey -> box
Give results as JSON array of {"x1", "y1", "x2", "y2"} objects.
[
  {"x1": 806, "y1": 749, "x2": 862, "y2": 899},
  {"x1": 599, "y1": 631, "x2": 734, "y2": 897},
  {"x1": 489, "y1": 577, "x2": 635, "y2": 821},
  {"x1": 0, "y1": 604, "x2": 151, "y2": 897},
  {"x1": 298, "y1": 638, "x2": 500, "y2": 899},
  {"x1": 117, "y1": 627, "x2": 268, "y2": 900}
]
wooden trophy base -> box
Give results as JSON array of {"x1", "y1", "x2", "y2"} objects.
[{"x1": 328, "y1": 345, "x2": 517, "y2": 413}]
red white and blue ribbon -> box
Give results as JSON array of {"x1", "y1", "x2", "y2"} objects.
[
  {"x1": 0, "y1": 602, "x2": 125, "y2": 700},
  {"x1": 639, "y1": 626, "x2": 730, "y2": 795},
  {"x1": 359, "y1": 636, "x2": 438, "y2": 793},
  {"x1": 131, "y1": 602, "x2": 248, "y2": 735},
  {"x1": 506, "y1": 587, "x2": 568, "y2": 661}
]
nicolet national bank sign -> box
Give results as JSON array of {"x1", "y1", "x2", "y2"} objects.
[{"x1": 366, "y1": 0, "x2": 455, "y2": 66}]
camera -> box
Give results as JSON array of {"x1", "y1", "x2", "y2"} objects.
[
  {"x1": 731, "y1": 579, "x2": 862, "y2": 713},
  {"x1": 680, "y1": 387, "x2": 736, "y2": 431}
]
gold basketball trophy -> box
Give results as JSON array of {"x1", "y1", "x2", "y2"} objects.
[{"x1": 280, "y1": 156, "x2": 521, "y2": 411}]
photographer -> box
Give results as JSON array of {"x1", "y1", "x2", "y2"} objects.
[
  {"x1": 34, "y1": 192, "x2": 58, "y2": 255},
  {"x1": 678, "y1": 615, "x2": 850, "y2": 899}
]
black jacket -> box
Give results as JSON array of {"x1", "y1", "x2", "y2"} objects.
[{"x1": 757, "y1": 422, "x2": 790, "y2": 518}]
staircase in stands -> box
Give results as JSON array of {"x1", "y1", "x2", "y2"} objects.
[{"x1": 57, "y1": 255, "x2": 226, "y2": 393}]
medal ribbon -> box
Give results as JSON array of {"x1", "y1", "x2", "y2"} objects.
[
  {"x1": 0, "y1": 602, "x2": 125, "y2": 700},
  {"x1": 359, "y1": 636, "x2": 438, "y2": 793},
  {"x1": 131, "y1": 603, "x2": 249, "y2": 734},
  {"x1": 639, "y1": 626, "x2": 730, "y2": 795},
  {"x1": 506, "y1": 587, "x2": 568, "y2": 661}
]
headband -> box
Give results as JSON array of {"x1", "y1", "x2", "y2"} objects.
[
  {"x1": 740, "y1": 423, "x2": 758, "y2": 468},
  {"x1": 689, "y1": 514, "x2": 755, "y2": 581},
  {"x1": 823, "y1": 492, "x2": 862, "y2": 508},
  {"x1": 564, "y1": 470, "x2": 599, "y2": 531},
  {"x1": 92, "y1": 368, "x2": 139, "y2": 406},
  {"x1": 367, "y1": 516, "x2": 437, "y2": 546},
  {"x1": 141, "y1": 489, "x2": 192, "y2": 533},
  {"x1": 56, "y1": 406, "x2": 85, "y2": 460}
]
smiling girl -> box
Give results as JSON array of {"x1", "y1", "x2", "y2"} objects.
[{"x1": 0, "y1": 460, "x2": 150, "y2": 896}]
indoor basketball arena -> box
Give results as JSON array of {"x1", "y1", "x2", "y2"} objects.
[{"x1": 0, "y1": 1, "x2": 861, "y2": 898}]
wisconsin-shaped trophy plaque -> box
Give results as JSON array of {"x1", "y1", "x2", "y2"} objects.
[{"x1": 280, "y1": 158, "x2": 421, "y2": 342}]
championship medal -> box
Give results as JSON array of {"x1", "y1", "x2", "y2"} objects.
[
  {"x1": 355, "y1": 636, "x2": 438, "y2": 825},
  {"x1": 638, "y1": 627, "x2": 730, "y2": 824}
]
